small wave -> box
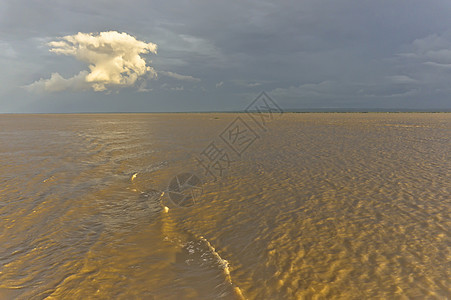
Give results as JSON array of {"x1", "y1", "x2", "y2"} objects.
[
  {"x1": 161, "y1": 205, "x2": 246, "y2": 299},
  {"x1": 42, "y1": 176, "x2": 55, "y2": 183},
  {"x1": 199, "y1": 235, "x2": 246, "y2": 299},
  {"x1": 131, "y1": 172, "x2": 138, "y2": 181}
]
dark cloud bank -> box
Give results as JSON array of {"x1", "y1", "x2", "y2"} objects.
[{"x1": 1, "y1": 0, "x2": 450, "y2": 112}]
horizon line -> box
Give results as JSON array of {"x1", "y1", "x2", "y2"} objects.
[{"x1": 1, "y1": 108, "x2": 450, "y2": 114}]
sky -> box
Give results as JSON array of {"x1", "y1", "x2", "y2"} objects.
[{"x1": 1, "y1": 0, "x2": 451, "y2": 112}]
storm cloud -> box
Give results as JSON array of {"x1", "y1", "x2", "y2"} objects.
[{"x1": 1, "y1": 0, "x2": 450, "y2": 112}]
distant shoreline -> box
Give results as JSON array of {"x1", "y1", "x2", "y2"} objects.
[{"x1": 0, "y1": 111, "x2": 450, "y2": 115}]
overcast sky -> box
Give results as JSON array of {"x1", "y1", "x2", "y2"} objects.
[{"x1": 1, "y1": 0, "x2": 451, "y2": 112}]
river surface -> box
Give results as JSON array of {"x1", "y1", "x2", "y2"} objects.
[{"x1": 0, "y1": 113, "x2": 449, "y2": 299}]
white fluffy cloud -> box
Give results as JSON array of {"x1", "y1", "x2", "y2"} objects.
[{"x1": 27, "y1": 31, "x2": 157, "y2": 92}]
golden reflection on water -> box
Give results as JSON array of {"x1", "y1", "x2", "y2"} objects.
[{"x1": 0, "y1": 113, "x2": 449, "y2": 299}]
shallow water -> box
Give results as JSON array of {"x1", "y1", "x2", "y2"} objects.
[{"x1": 0, "y1": 113, "x2": 449, "y2": 299}]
